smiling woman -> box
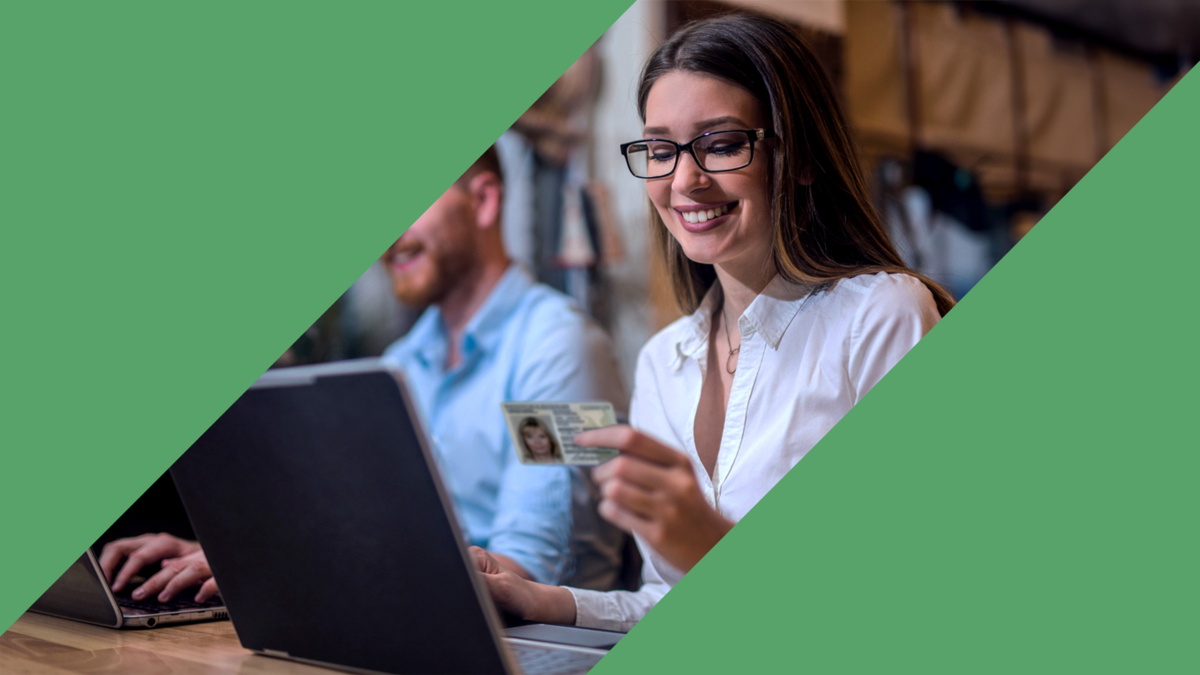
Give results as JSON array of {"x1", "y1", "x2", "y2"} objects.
[
  {"x1": 470, "y1": 12, "x2": 954, "y2": 633},
  {"x1": 635, "y1": 21, "x2": 955, "y2": 317}
]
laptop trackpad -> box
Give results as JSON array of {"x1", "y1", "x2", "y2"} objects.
[{"x1": 505, "y1": 624, "x2": 624, "y2": 650}]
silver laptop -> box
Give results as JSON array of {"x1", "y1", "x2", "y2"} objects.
[
  {"x1": 30, "y1": 548, "x2": 228, "y2": 628},
  {"x1": 170, "y1": 359, "x2": 617, "y2": 674}
]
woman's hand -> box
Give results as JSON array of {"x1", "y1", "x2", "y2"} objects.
[
  {"x1": 577, "y1": 425, "x2": 734, "y2": 573},
  {"x1": 469, "y1": 547, "x2": 576, "y2": 625},
  {"x1": 98, "y1": 533, "x2": 217, "y2": 602}
]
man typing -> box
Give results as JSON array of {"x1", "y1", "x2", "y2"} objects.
[{"x1": 102, "y1": 146, "x2": 627, "y2": 598}]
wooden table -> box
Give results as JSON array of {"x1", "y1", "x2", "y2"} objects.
[{"x1": 1, "y1": 612, "x2": 344, "y2": 674}]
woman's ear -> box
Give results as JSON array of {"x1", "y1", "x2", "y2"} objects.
[{"x1": 467, "y1": 171, "x2": 503, "y2": 230}]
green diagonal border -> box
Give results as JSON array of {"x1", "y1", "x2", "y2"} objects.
[{"x1": 1, "y1": 0, "x2": 634, "y2": 631}]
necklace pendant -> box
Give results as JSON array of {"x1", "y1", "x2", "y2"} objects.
[{"x1": 725, "y1": 349, "x2": 739, "y2": 374}]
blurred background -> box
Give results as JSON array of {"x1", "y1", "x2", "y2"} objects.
[{"x1": 291, "y1": 0, "x2": 1197, "y2": 390}]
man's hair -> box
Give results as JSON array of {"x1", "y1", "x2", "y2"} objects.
[{"x1": 456, "y1": 145, "x2": 504, "y2": 187}]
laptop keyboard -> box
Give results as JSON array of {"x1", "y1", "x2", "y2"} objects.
[
  {"x1": 115, "y1": 587, "x2": 224, "y2": 613},
  {"x1": 510, "y1": 642, "x2": 604, "y2": 675}
]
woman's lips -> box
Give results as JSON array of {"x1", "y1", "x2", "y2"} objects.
[{"x1": 675, "y1": 202, "x2": 737, "y2": 233}]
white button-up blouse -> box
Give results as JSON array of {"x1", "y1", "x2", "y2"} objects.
[{"x1": 568, "y1": 272, "x2": 941, "y2": 632}]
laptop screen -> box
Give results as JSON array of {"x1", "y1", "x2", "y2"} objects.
[{"x1": 172, "y1": 362, "x2": 512, "y2": 674}]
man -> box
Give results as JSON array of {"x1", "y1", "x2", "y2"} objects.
[
  {"x1": 101, "y1": 146, "x2": 628, "y2": 599},
  {"x1": 378, "y1": 145, "x2": 627, "y2": 585}
]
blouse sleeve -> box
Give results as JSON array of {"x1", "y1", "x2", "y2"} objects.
[
  {"x1": 846, "y1": 274, "x2": 941, "y2": 402},
  {"x1": 567, "y1": 536, "x2": 673, "y2": 632}
]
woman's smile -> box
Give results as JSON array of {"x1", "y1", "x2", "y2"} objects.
[{"x1": 674, "y1": 201, "x2": 738, "y2": 232}]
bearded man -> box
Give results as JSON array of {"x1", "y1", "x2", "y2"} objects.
[
  {"x1": 100, "y1": 147, "x2": 628, "y2": 605},
  {"x1": 378, "y1": 146, "x2": 627, "y2": 588}
]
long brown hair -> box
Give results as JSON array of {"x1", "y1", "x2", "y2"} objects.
[{"x1": 638, "y1": 14, "x2": 955, "y2": 316}]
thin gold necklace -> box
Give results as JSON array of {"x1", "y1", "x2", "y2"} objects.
[{"x1": 721, "y1": 304, "x2": 740, "y2": 374}]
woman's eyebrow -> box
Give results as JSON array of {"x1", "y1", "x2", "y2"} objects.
[
  {"x1": 643, "y1": 116, "x2": 750, "y2": 137},
  {"x1": 695, "y1": 115, "x2": 747, "y2": 130}
]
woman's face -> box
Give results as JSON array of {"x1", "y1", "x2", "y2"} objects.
[
  {"x1": 523, "y1": 427, "x2": 553, "y2": 459},
  {"x1": 643, "y1": 70, "x2": 774, "y2": 272}
]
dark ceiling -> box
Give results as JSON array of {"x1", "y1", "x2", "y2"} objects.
[{"x1": 993, "y1": 0, "x2": 1200, "y2": 68}]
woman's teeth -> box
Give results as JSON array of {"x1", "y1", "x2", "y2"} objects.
[{"x1": 681, "y1": 203, "x2": 731, "y2": 224}]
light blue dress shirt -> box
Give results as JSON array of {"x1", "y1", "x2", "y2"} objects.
[{"x1": 382, "y1": 265, "x2": 626, "y2": 585}]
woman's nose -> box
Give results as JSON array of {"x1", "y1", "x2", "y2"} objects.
[{"x1": 672, "y1": 150, "x2": 711, "y2": 194}]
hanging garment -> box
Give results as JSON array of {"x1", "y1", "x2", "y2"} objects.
[
  {"x1": 912, "y1": 150, "x2": 991, "y2": 232},
  {"x1": 885, "y1": 185, "x2": 994, "y2": 299}
]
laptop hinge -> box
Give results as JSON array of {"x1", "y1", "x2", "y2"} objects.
[{"x1": 262, "y1": 649, "x2": 290, "y2": 658}]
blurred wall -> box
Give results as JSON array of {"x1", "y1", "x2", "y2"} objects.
[
  {"x1": 845, "y1": 1, "x2": 1176, "y2": 200},
  {"x1": 718, "y1": 0, "x2": 844, "y2": 34},
  {"x1": 590, "y1": 0, "x2": 667, "y2": 387}
]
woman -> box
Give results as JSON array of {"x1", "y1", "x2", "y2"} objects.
[
  {"x1": 519, "y1": 416, "x2": 563, "y2": 463},
  {"x1": 470, "y1": 13, "x2": 954, "y2": 632}
]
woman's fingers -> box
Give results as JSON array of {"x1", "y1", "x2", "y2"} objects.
[
  {"x1": 597, "y1": 499, "x2": 656, "y2": 539},
  {"x1": 468, "y1": 546, "x2": 506, "y2": 576},
  {"x1": 598, "y1": 474, "x2": 660, "y2": 519},
  {"x1": 575, "y1": 425, "x2": 688, "y2": 468},
  {"x1": 593, "y1": 454, "x2": 673, "y2": 491},
  {"x1": 467, "y1": 546, "x2": 533, "y2": 618},
  {"x1": 468, "y1": 546, "x2": 488, "y2": 572}
]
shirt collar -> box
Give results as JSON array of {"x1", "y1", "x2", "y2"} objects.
[
  {"x1": 405, "y1": 307, "x2": 447, "y2": 370},
  {"x1": 672, "y1": 286, "x2": 720, "y2": 370},
  {"x1": 411, "y1": 263, "x2": 534, "y2": 369},
  {"x1": 741, "y1": 275, "x2": 816, "y2": 350},
  {"x1": 671, "y1": 275, "x2": 816, "y2": 369}
]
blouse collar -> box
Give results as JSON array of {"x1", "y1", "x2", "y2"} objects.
[{"x1": 671, "y1": 275, "x2": 819, "y2": 370}]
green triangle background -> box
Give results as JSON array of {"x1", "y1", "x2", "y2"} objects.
[
  {"x1": 0, "y1": 0, "x2": 633, "y2": 630},
  {"x1": 595, "y1": 68, "x2": 1198, "y2": 672}
]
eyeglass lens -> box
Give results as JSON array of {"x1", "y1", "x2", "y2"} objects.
[{"x1": 625, "y1": 131, "x2": 753, "y2": 178}]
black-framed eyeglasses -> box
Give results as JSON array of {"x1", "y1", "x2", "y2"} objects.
[{"x1": 619, "y1": 128, "x2": 774, "y2": 179}]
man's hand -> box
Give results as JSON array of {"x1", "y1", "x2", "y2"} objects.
[
  {"x1": 579, "y1": 425, "x2": 734, "y2": 573},
  {"x1": 469, "y1": 547, "x2": 575, "y2": 625},
  {"x1": 135, "y1": 549, "x2": 219, "y2": 602},
  {"x1": 98, "y1": 533, "x2": 217, "y2": 602}
]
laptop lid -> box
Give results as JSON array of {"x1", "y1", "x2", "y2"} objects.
[
  {"x1": 29, "y1": 550, "x2": 123, "y2": 628},
  {"x1": 170, "y1": 360, "x2": 517, "y2": 674}
]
